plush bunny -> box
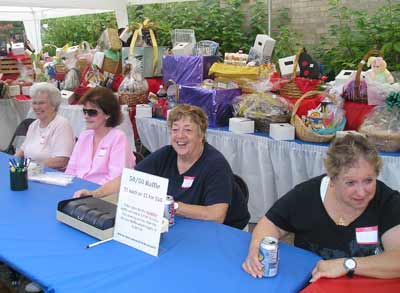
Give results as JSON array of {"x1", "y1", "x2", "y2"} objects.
[{"x1": 366, "y1": 56, "x2": 394, "y2": 84}]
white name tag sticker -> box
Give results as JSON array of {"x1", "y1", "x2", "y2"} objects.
[
  {"x1": 356, "y1": 226, "x2": 378, "y2": 244},
  {"x1": 98, "y1": 148, "x2": 107, "y2": 157},
  {"x1": 181, "y1": 176, "x2": 195, "y2": 189}
]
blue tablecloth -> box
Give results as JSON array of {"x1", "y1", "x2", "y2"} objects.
[{"x1": 0, "y1": 152, "x2": 320, "y2": 293}]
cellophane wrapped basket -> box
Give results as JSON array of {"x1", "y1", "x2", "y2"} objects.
[
  {"x1": 233, "y1": 92, "x2": 291, "y2": 134},
  {"x1": 358, "y1": 101, "x2": 400, "y2": 152},
  {"x1": 342, "y1": 49, "x2": 381, "y2": 104},
  {"x1": 118, "y1": 59, "x2": 148, "y2": 107},
  {"x1": 290, "y1": 91, "x2": 345, "y2": 143}
]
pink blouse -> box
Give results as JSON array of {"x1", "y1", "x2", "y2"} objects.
[{"x1": 65, "y1": 128, "x2": 135, "y2": 185}]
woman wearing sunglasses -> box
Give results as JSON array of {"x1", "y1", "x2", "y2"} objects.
[
  {"x1": 16, "y1": 82, "x2": 75, "y2": 170},
  {"x1": 65, "y1": 87, "x2": 135, "y2": 185}
]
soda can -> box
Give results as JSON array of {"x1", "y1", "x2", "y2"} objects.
[
  {"x1": 164, "y1": 195, "x2": 175, "y2": 226},
  {"x1": 258, "y1": 236, "x2": 279, "y2": 277}
]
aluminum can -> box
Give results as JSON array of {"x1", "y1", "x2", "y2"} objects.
[
  {"x1": 164, "y1": 195, "x2": 175, "y2": 226},
  {"x1": 258, "y1": 236, "x2": 279, "y2": 277}
]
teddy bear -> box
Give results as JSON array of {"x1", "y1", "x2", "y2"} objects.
[{"x1": 366, "y1": 56, "x2": 394, "y2": 84}]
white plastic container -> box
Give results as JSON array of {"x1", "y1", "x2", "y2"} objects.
[
  {"x1": 253, "y1": 34, "x2": 275, "y2": 59},
  {"x1": 172, "y1": 42, "x2": 194, "y2": 56},
  {"x1": 229, "y1": 118, "x2": 255, "y2": 134},
  {"x1": 11, "y1": 43, "x2": 25, "y2": 55},
  {"x1": 136, "y1": 104, "x2": 152, "y2": 118},
  {"x1": 269, "y1": 123, "x2": 295, "y2": 141},
  {"x1": 278, "y1": 55, "x2": 299, "y2": 78}
]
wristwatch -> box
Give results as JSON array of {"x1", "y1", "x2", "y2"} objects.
[{"x1": 343, "y1": 257, "x2": 357, "y2": 278}]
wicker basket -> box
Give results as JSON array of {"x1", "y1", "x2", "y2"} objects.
[
  {"x1": 252, "y1": 113, "x2": 291, "y2": 134},
  {"x1": 291, "y1": 91, "x2": 343, "y2": 143},
  {"x1": 358, "y1": 106, "x2": 400, "y2": 152},
  {"x1": 342, "y1": 49, "x2": 381, "y2": 104},
  {"x1": 118, "y1": 92, "x2": 148, "y2": 107},
  {"x1": 360, "y1": 130, "x2": 400, "y2": 152},
  {"x1": 102, "y1": 56, "x2": 122, "y2": 74},
  {"x1": 279, "y1": 48, "x2": 304, "y2": 99}
]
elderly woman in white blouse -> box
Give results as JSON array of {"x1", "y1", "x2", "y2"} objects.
[{"x1": 15, "y1": 82, "x2": 75, "y2": 170}]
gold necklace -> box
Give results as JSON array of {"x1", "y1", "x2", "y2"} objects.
[{"x1": 337, "y1": 216, "x2": 346, "y2": 226}]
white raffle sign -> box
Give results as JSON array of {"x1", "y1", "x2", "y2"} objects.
[{"x1": 114, "y1": 169, "x2": 168, "y2": 256}]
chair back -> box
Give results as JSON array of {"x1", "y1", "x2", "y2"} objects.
[
  {"x1": 3, "y1": 118, "x2": 36, "y2": 155},
  {"x1": 133, "y1": 151, "x2": 145, "y2": 164},
  {"x1": 224, "y1": 174, "x2": 250, "y2": 230}
]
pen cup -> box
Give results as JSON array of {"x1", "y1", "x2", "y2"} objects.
[{"x1": 10, "y1": 169, "x2": 28, "y2": 191}]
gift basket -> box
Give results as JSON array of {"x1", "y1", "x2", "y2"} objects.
[
  {"x1": 278, "y1": 48, "x2": 321, "y2": 99},
  {"x1": 291, "y1": 91, "x2": 346, "y2": 143},
  {"x1": 358, "y1": 92, "x2": 400, "y2": 152},
  {"x1": 342, "y1": 49, "x2": 381, "y2": 104},
  {"x1": 233, "y1": 92, "x2": 291, "y2": 134},
  {"x1": 118, "y1": 58, "x2": 148, "y2": 107}
]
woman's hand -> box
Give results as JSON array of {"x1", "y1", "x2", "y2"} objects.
[
  {"x1": 242, "y1": 247, "x2": 264, "y2": 278},
  {"x1": 310, "y1": 258, "x2": 346, "y2": 283},
  {"x1": 73, "y1": 189, "x2": 92, "y2": 198}
]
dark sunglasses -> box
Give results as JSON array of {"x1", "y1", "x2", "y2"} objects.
[{"x1": 82, "y1": 108, "x2": 99, "y2": 117}]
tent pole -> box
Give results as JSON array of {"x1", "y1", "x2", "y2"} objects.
[{"x1": 268, "y1": 0, "x2": 272, "y2": 36}]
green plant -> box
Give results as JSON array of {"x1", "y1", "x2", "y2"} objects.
[
  {"x1": 42, "y1": 12, "x2": 117, "y2": 48},
  {"x1": 315, "y1": 0, "x2": 400, "y2": 74},
  {"x1": 270, "y1": 8, "x2": 301, "y2": 64}
]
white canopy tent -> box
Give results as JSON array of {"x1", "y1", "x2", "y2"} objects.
[{"x1": 0, "y1": 0, "x2": 196, "y2": 51}]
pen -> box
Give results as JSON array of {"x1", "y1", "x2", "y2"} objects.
[{"x1": 86, "y1": 237, "x2": 113, "y2": 249}]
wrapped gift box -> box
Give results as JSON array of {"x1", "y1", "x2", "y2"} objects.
[
  {"x1": 179, "y1": 85, "x2": 241, "y2": 127},
  {"x1": 162, "y1": 55, "x2": 219, "y2": 85}
]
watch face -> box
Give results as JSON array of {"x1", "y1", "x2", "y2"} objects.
[{"x1": 345, "y1": 258, "x2": 356, "y2": 270}]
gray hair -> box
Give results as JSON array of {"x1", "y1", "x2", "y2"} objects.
[{"x1": 29, "y1": 82, "x2": 62, "y2": 111}]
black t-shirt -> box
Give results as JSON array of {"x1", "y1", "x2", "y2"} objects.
[
  {"x1": 136, "y1": 143, "x2": 249, "y2": 228},
  {"x1": 266, "y1": 175, "x2": 400, "y2": 260}
]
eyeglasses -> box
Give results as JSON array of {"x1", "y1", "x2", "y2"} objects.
[{"x1": 82, "y1": 108, "x2": 99, "y2": 117}]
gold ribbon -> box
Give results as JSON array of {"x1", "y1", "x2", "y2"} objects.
[{"x1": 129, "y1": 18, "x2": 159, "y2": 75}]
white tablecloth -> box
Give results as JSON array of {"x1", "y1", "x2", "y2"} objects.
[
  {"x1": 136, "y1": 117, "x2": 400, "y2": 222},
  {"x1": 27, "y1": 104, "x2": 136, "y2": 151}
]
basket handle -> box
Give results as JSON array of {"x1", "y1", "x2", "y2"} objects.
[
  {"x1": 355, "y1": 49, "x2": 381, "y2": 86},
  {"x1": 290, "y1": 47, "x2": 304, "y2": 79},
  {"x1": 290, "y1": 90, "x2": 337, "y2": 122}
]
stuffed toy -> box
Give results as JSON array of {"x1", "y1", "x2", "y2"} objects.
[
  {"x1": 299, "y1": 49, "x2": 321, "y2": 79},
  {"x1": 366, "y1": 56, "x2": 394, "y2": 84}
]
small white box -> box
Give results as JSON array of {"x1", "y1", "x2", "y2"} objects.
[
  {"x1": 335, "y1": 70, "x2": 366, "y2": 86},
  {"x1": 136, "y1": 104, "x2": 152, "y2": 118},
  {"x1": 253, "y1": 34, "x2": 275, "y2": 59},
  {"x1": 60, "y1": 90, "x2": 75, "y2": 104},
  {"x1": 270, "y1": 123, "x2": 295, "y2": 141},
  {"x1": 11, "y1": 43, "x2": 25, "y2": 55},
  {"x1": 278, "y1": 55, "x2": 300, "y2": 78},
  {"x1": 8, "y1": 85, "x2": 21, "y2": 96},
  {"x1": 172, "y1": 42, "x2": 194, "y2": 56},
  {"x1": 229, "y1": 118, "x2": 255, "y2": 134}
]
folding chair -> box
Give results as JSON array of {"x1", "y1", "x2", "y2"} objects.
[{"x1": 3, "y1": 118, "x2": 35, "y2": 155}]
